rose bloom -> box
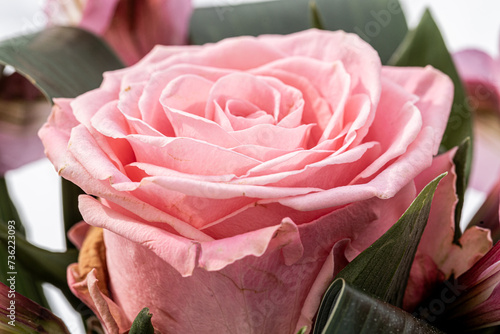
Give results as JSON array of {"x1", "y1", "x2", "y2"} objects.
[
  {"x1": 40, "y1": 29, "x2": 490, "y2": 333},
  {"x1": 45, "y1": 0, "x2": 192, "y2": 65}
]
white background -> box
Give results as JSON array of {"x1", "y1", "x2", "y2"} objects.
[{"x1": 1, "y1": 0, "x2": 499, "y2": 333}]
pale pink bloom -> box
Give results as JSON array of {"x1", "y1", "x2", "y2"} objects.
[
  {"x1": 40, "y1": 29, "x2": 488, "y2": 333},
  {"x1": 454, "y1": 40, "x2": 500, "y2": 194},
  {"x1": 45, "y1": 0, "x2": 192, "y2": 65}
]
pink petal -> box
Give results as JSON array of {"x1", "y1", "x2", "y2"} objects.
[
  {"x1": 404, "y1": 150, "x2": 492, "y2": 309},
  {"x1": 78, "y1": 0, "x2": 119, "y2": 35},
  {"x1": 68, "y1": 266, "x2": 131, "y2": 333},
  {"x1": 252, "y1": 57, "x2": 350, "y2": 136},
  {"x1": 125, "y1": 135, "x2": 259, "y2": 176},
  {"x1": 277, "y1": 127, "x2": 435, "y2": 211},
  {"x1": 67, "y1": 221, "x2": 90, "y2": 250},
  {"x1": 259, "y1": 29, "x2": 382, "y2": 112},
  {"x1": 102, "y1": 180, "x2": 415, "y2": 333},
  {"x1": 79, "y1": 195, "x2": 202, "y2": 276},
  {"x1": 204, "y1": 72, "x2": 282, "y2": 121},
  {"x1": 453, "y1": 49, "x2": 500, "y2": 112},
  {"x1": 161, "y1": 74, "x2": 214, "y2": 118},
  {"x1": 381, "y1": 65, "x2": 454, "y2": 155},
  {"x1": 38, "y1": 98, "x2": 78, "y2": 172},
  {"x1": 251, "y1": 68, "x2": 332, "y2": 146},
  {"x1": 100, "y1": 0, "x2": 192, "y2": 64}
]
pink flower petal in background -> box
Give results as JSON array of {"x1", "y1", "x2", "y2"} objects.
[
  {"x1": 0, "y1": 73, "x2": 50, "y2": 175},
  {"x1": 432, "y1": 241, "x2": 500, "y2": 331},
  {"x1": 46, "y1": 0, "x2": 192, "y2": 65},
  {"x1": 454, "y1": 42, "x2": 500, "y2": 194}
]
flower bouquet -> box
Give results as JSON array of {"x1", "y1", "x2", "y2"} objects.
[{"x1": 1, "y1": 0, "x2": 500, "y2": 333}]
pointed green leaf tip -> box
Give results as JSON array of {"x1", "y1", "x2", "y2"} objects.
[
  {"x1": 314, "y1": 173, "x2": 447, "y2": 334},
  {"x1": 129, "y1": 307, "x2": 155, "y2": 334},
  {"x1": 336, "y1": 173, "x2": 446, "y2": 307},
  {"x1": 309, "y1": 0, "x2": 325, "y2": 30},
  {"x1": 297, "y1": 326, "x2": 308, "y2": 334}
]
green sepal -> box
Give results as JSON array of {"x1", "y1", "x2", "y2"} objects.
[{"x1": 129, "y1": 307, "x2": 155, "y2": 334}]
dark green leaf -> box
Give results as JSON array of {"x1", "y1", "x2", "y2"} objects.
[
  {"x1": 309, "y1": 1, "x2": 325, "y2": 30},
  {"x1": 0, "y1": 26, "x2": 124, "y2": 101},
  {"x1": 451, "y1": 138, "x2": 470, "y2": 244},
  {"x1": 129, "y1": 307, "x2": 155, "y2": 334},
  {"x1": 0, "y1": 222, "x2": 77, "y2": 288},
  {"x1": 190, "y1": 0, "x2": 407, "y2": 64},
  {"x1": 336, "y1": 173, "x2": 446, "y2": 307},
  {"x1": 61, "y1": 179, "x2": 84, "y2": 249},
  {"x1": 389, "y1": 10, "x2": 473, "y2": 180},
  {"x1": 314, "y1": 0, "x2": 408, "y2": 63},
  {"x1": 0, "y1": 177, "x2": 24, "y2": 236},
  {"x1": 0, "y1": 177, "x2": 48, "y2": 308},
  {"x1": 314, "y1": 279, "x2": 443, "y2": 334}
]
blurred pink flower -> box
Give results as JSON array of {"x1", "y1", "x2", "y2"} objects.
[
  {"x1": 0, "y1": 72, "x2": 50, "y2": 175},
  {"x1": 433, "y1": 240, "x2": 500, "y2": 331},
  {"x1": 454, "y1": 39, "x2": 500, "y2": 194},
  {"x1": 45, "y1": 0, "x2": 192, "y2": 65}
]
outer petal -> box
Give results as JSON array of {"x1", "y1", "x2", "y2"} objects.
[
  {"x1": 103, "y1": 181, "x2": 416, "y2": 333},
  {"x1": 68, "y1": 267, "x2": 131, "y2": 333},
  {"x1": 381, "y1": 65, "x2": 454, "y2": 155}
]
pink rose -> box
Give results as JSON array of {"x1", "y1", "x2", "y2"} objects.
[
  {"x1": 45, "y1": 0, "x2": 192, "y2": 65},
  {"x1": 40, "y1": 29, "x2": 465, "y2": 333}
]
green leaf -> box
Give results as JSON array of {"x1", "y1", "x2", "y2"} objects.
[
  {"x1": 0, "y1": 177, "x2": 24, "y2": 236},
  {"x1": 0, "y1": 220, "x2": 86, "y2": 317},
  {"x1": 0, "y1": 222, "x2": 77, "y2": 288},
  {"x1": 451, "y1": 138, "x2": 470, "y2": 244},
  {"x1": 61, "y1": 179, "x2": 84, "y2": 249},
  {"x1": 313, "y1": 279, "x2": 443, "y2": 334},
  {"x1": 309, "y1": 1, "x2": 325, "y2": 30},
  {"x1": 129, "y1": 308, "x2": 155, "y2": 334},
  {"x1": 335, "y1": 173, "x2": 446, "y2": 308},
  {"x1": 388, "y1": 10, "x2": 473, "y2": 181},
  {"x1": 190, "y1": 0, "x2": 407, "y2": 64},
  {"x1": 0, "y1": 281, "x2": 70, "y2": 334},
  {"x1": 0, "y1": 177, "x2": 48, "y2": 308},
  {"x1": 0, "y1": 26, "x2": 124, "y2": 101},
  {"x1": 0, "y1": 26, "x2": 125, "y2": 245},
  {"x1": 297, "y1": 326, "x2": 308, "y2": 334},
  {"x1": 314, "y1": 0, "x2": 408, "y2": 64}
]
